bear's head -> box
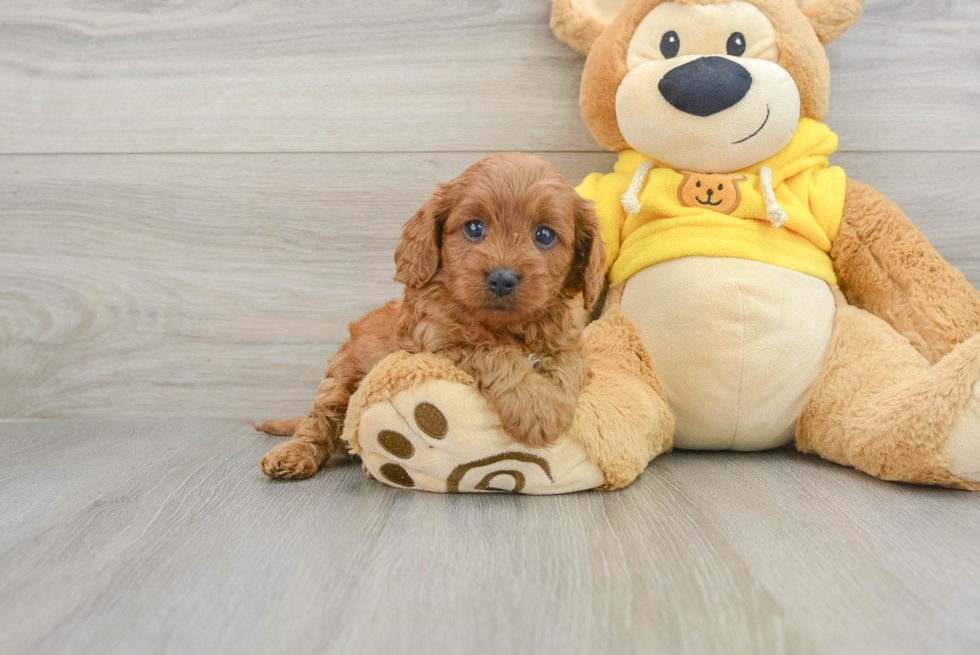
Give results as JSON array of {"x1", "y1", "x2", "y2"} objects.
[{"x1": 551, "y1": 0, "x2": 865, "y2": 173}]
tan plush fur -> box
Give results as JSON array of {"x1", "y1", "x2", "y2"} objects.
[
  {"x1": 800, "y1": 0, "x2": 865, "y2": 45},
  {"x1": 798, "y1": 289, "x2": 980, "y2": 491},
  {"x1": 832, "y1": 180, "x2": 980, "y2": 365},
  {"x1": 569, "y1": 283, "x2": 674, "y2": 489},
  {"x1": 258, "y1": 153, "x2": 606, "y2": 480},
  {"x1": 551, "y1": 0, "x2": 608, "y2": 55}
]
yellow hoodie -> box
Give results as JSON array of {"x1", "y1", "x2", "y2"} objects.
[{"x1": 576, "y1": 118, "x2": 847, "y2": 286}]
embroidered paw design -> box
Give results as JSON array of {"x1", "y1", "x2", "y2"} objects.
[{"x1": 354, "y1": 379, "x2": 603, "y2": 495}]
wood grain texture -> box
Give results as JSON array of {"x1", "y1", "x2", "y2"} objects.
[
  {"x1": 664, "y1": 451, "x2": 980, "y2": 654},
  {"x1": 3, "y1": 151, "x2": 980, "y2": 419},
  {"x1": 0, "y1": 0, "x2": 978, "y2": 154},
  {"x1": 0, "y1": 151, "x2": 610, "y2": 419},
  {"x1": 2, "y1": 1, "x2": 979, "y2": 653},
  {"x1": 1, "y1": 419, "x2": 978, "y2": 655}
]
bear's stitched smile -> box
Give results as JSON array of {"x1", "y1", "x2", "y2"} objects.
[
  {"x1": 696, "y1": 195, "x2": 724, "y2": 206},
  {"x1": 733, "y1": 105, "x2": 771, "y2": 145}
]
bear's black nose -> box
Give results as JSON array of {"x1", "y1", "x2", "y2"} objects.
[
  {"x1": 486, "y1": 268, "x2": 520, "y2": 297},
  {"x1": 658, "y1": 56, "x2": 752, "y2": 117}
]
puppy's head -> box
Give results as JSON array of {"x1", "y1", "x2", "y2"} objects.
[{"x1": 394, "y1": 152, "x2": 604, "y2": 326}]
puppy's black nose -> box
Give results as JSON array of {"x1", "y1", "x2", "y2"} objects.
[
  {"x1": 486, "y1": 268, "x2": 520, "y2": 297},
  {"x1": 658, "y1": 56, "x2": 752, "y2": 117}
]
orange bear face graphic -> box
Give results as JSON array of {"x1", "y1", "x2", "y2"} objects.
[{"x1": 677, "y1": 173, "x2": 747, "y2": 215}]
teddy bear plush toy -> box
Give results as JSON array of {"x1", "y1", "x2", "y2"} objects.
[{"x1": 340, "y1": 0, "x2": 980, "y2": 493}]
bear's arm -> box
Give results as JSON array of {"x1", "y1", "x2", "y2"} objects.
[{"x1": 831, "y1": 179, "x2": 980, "y2": 363}]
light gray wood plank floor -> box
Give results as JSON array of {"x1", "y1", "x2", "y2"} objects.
[{"x1": 2, "y1": 419, "x2": 978, "y2": 655}]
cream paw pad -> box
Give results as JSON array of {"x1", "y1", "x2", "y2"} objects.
[{"x1": 342, "y1": 353, "x2": 605, "y2": 495}]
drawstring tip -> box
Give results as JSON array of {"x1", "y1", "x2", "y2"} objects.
[
  {"x1": 768, "y1": 208, "x2": 789, "y2": 229},
  {"x1": 759, "y1": 165, "x2": 788, "y2": 229},
  {"x1": 620, "y1": 162, "x2": 655, "y2": 216}
]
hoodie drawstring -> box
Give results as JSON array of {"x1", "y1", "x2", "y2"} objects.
[
  {"x1": 621, "y1": 162, "x2": 654, "y2": 216},
  {"x1": 623, "y1": 161, "x2": 788, "y2": 229},
  {"x1": 760, "y1": 166, "x2": 789, "y2": 229}
]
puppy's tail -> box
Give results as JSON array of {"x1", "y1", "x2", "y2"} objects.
[{"x1": 251, "y1": 416, "x2": 304, "y2": 436}]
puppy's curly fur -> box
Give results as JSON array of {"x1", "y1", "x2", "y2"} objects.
[{"x1": 258, "y1": 152, "x2": 605, "y2": 480}]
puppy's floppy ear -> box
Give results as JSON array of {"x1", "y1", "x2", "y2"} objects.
[
  {"x1": 550, "y1": 0, "x2": 629, "y2": 55},
  {"x1": 566, "y1": 196, "x2": 606, "y2": 311},
  {"x1": 394, "y1": 183, "x2": 454, "y2": 288},
  {"x1": 797, "y1": 0, "x2": 865, "y2": 45}
]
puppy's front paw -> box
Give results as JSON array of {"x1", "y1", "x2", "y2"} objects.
[
  {"x1": 499, "y1": 409, "x2": 571, "y2": 450},
  {"x1": 260, "y1": 441, "x2": 320, "y2": 480}
]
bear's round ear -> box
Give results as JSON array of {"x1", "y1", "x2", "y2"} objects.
[
  {"x1": 797, "y1": 0, "x2": 865, "y2": 45},
  {"x1": 550, "y1": 0, "x2": 631, "y2": 55}
]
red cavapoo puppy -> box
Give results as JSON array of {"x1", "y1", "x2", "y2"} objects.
[{"x1": 258, "y1": 152, "x2": 605, "y2": 479}]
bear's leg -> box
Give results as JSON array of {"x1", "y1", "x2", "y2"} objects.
[
  {"x1": 833, "y1": 180, "x2": 980, "y2": 364},
  {"x1": 574, "y1": 283, "x2": 675, "y2": 490},
  {"x1": 797, "y1": 289, "x2": 980, "y2": 490}
]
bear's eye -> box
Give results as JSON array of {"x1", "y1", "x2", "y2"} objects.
[
  {"x1": 660, "y1": 31, "x2": 680, "y2": 59},
  {"x1": 718, "y1": 184, "x2": 724, "y2": 191},
  {"x1": 727, "y1": 32, "x2": 746, "y2": 57},
  {"x1": 695, "y1": 181, "x2": 701, "y2": 188},
  {"x1": 534, "y1": 224, "x2": 557, "y2": 250},
  {"x1": 463, "y1": 219, "x2": 485, "y2": 241}
]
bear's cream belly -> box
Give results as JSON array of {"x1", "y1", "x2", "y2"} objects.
[{"x1": 621, "y1": 256, "x2": 836, "y2": 451}]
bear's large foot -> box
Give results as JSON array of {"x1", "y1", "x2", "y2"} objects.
[
  {"x1": 348, "y1": 366, "x2": 605, "y2": 494},
  {"x1": 799, "y1": 294, "x2": 980, "y2": 490}
]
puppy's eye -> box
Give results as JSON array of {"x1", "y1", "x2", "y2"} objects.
[
  {"x1": 463, "y1": 219, "x2": 485, "y2": 241},
  {"x1": 727, "y1": 32, "x2": 746, "y2": 57},
  {"x1": 660, "y1": 31, "x2": 680, "y2": 59},
  {"x1": 534, "y1": 225, "x2": 557, "y2": 250}
]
